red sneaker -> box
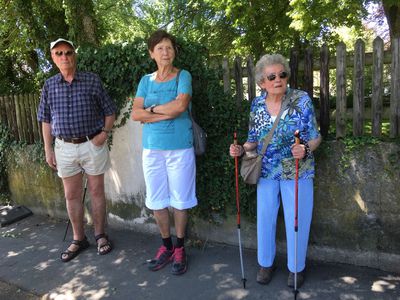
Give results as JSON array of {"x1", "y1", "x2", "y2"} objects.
[
  {"x1": 171, "y1": 246, "x2": 187, "y2": 275},
  {"x1": 148, "y1": 245, "x2": 174, "y2": 271}
]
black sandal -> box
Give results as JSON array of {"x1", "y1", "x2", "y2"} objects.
[
  {"x1": 61, "y1": 236, "x2": 90, "y2": 262},
  {"x1": 95, "y1": 233, "x2": 112, "y2": 255}
]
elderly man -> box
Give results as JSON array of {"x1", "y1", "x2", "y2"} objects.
[{"x1": 37, "y1": 38, "x2": 116, "y2": 262}]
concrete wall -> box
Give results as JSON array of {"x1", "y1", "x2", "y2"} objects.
[{"x1": 6, "y1": 115, "x2": 400, "y2": 273}]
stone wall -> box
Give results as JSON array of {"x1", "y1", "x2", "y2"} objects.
[{"x1": 6, "y1": 121, "x2": 400, "y2": 273}]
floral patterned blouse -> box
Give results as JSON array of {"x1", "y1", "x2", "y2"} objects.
[{"x1": 247, "y1": 88, "x2": 320, "y2": 180}]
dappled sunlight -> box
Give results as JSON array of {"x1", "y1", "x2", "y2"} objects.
[
  {"x1": 130, "y1": 267, "x2": 139, "y2": 275},
  {"x1": 371, "y1": 280, "x2": 396, "y2": 292},
  {"x1": 340, "y1": 295, "x2": 360, "y2": 300},
  {"x1": 216, "y1": 276, "x2": 237, "y2": 289},
  {"x1": 276, "y1": 289, "x2": 300, "y2": 299},
  {"x1": 371, "y1": 275, "x2": 400, "y2": 293},
  {"x1": 353, "y1": 190, "x2": 367, "y2": 213},
  {"x1": 156, "y1": 277, "x2": 169, "y2": 287},
  {"x1": 46, "y1": 277, "x2": 109, "y2": 300},
  {"x1": 34, "y1": 259, "x2": 56, "y2": 271},
  {"x1": 212, "y1": 263, "x2": 229, "y2": 272},
  {"x1": 112, "y1": 250, "x2": 127, "y2": 265},
  {"x1": 198, "y1": 273, "x2": 212, "y2": 281},
  {"x1": 7, "y1": 251, "x2": 19, "y2": 257},
  {"x1": 295, "y1": 291, "x2": 312, "y2": 299},
  {"x1": 216, "y1": 288, "x2": 249, "y2": 300},
  {"x1": 80, "y1": 265, "x2": 98, "y2": 276},
  {"x1": 341, "y1": 276, "x2": 358, "y2": 284},
  {"x1": 137, "y1": 281, "x2": 148, "y2": 287},
  {"x1": 2, "y1": 227, "x2": 17, "y2": 233}
]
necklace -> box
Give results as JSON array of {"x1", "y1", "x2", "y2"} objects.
[{"x1": 156, "y1": 69, "x2": 172, "y2": 81}]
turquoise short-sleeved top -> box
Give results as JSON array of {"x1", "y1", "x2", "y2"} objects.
[{"x1": 135, "y1": 69, "x2": 193, "y2": 150}]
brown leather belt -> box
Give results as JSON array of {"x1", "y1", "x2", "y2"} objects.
[{"x1": 57, "y1": 130, "x2": 101, "y2": 144}]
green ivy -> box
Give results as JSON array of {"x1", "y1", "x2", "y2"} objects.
[
  {"x1": 76, "y1": 38, "x2": 256, "y2": 220},
  {"x1": 338, "y1": 136, "x2": 380, "y2": 173}
]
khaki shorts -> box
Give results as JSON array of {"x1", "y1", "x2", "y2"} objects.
[{"x1": 54, "y1": 138, "x2": 110, "y2": 178}]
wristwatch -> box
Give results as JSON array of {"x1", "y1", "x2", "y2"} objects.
[
  {"x1": 150, "y1": 104, "x2": 157, "y2": 113},
  {"x1": 102, "y1": 127, "x2": 112, "y2": 134}
]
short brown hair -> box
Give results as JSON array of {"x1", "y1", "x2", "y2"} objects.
[{"x1": 147, "y1": 30, "x2": 178, "y2": 53}]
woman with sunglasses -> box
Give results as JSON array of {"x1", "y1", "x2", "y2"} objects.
[{"x1": 229, "y1": 54, "x2": 321, "y2": 288}]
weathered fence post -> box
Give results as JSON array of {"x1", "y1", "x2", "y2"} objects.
[
  {"x1": 247, "y1": 56, "x2": 256, "y2": 101},
  {"x1": 222, "y1": 57, "x2": 231, "y2": 95},
  {"x1": 320, "y1": 44, "x2": 330, "y2": 138},
  {"x1": 234, "y1": 57, "x2": 243, "y2": 105},
  {"x1": 304, "y1": 47, "x2": 313, "y2": 99},
  {"x1": 336, "y1": 42, "x2": 347, "y2": 138},
  {"x1": 390, "y1": 37, "x2": 400, "y2": 138},
  {"x1": 28, "y1": 93, "x2": 39, "y2": 142},
  {"x1": 17, "y1": 94, "x2": 29, "y2": 142},
  {"x1": 7, "y1": 95, "x2": 18, "y2": 140},
  {"x1": 289, "y1": 48, "x2": 299, "y2": 88},
  {"x1": 353, "y1": 39, "x2": 365, "y2": 137},
  {"x1": 372, "y1": 37, "x2": 384, "y2": 137}
]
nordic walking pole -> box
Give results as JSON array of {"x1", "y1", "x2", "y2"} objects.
[
  {"x1": 293, "y1": 130, "x2": 300, "y2": 300},
  {"x1": 62, "y1": 171, "x2": 88, "y2": 241},
  {"x1": 234, "y1": 132, "x2": 247, "y2": 289}
]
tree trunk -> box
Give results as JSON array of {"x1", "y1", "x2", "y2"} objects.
[
  {"x1": 383, "y1": 1, "x2": 400, "y2": 40},
  {"x1": 64, "y1": 0, "x2": 99, "y2": 47}
]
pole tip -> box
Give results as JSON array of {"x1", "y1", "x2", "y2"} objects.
[
  {"x1": 242, "y1": 278, "x2": 247, "y2": 289},
  {"x1": 293, "y1": 289, "x2": 299, "y2": 300}
]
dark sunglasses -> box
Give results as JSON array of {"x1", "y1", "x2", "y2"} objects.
[
  {"x1": 54, "y1": 50, "x2": 75, "y2": 57},
  {"x1": 265, "y1": 71, "x2": 288, "y2": 81}
]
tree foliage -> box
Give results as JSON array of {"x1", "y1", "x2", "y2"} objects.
[
  {"x1": 0, "y1": 0, "x2": 101, "y2": 94},
  {"x1": 1, "y1": 0, "x2": 398, "y2": 94}
]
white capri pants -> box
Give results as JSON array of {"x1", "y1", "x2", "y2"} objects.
[{"x1": 142, "y1": 148, "x2": 198, "y2": 210}]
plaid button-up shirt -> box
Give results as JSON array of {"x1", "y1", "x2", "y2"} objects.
[{"x1": 37, "y1": 71, "x2": 116, "y2": 138}]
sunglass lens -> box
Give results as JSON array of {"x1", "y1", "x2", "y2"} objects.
[
  {"x1": 54, "y1": 51, "x2": 74, "y2": 56},
  {"x1": 267, "y1": 74, "x2": 276, "y2": 81},
  {"x1": 279, "y1": 72, "x2": 288, "y2": 79}
]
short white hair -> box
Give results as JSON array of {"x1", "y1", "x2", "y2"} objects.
[{"x1": 255, "y1": 54, "x2": 290, "y2": 86}]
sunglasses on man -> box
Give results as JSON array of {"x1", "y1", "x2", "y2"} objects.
[
  {"x1": 265, "y1": 71, "x2": 288, "y2": 81},
  {"x1": 54, "y1": 50, "x2": 75, "y2": 57}
]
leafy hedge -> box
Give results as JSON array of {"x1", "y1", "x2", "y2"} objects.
[{"x1": 77, "y1": 37, "x2": 256, "y2": 221}]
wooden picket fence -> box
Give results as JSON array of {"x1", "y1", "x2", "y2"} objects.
[
  {"x1": 222, "y1": 37, "x2": 400, "y2": 138},
  {"x1": 0, "y1": 93, "x2": 42, "y2": 143}
]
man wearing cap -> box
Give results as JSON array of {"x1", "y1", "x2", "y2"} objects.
[{"x1": 38, "y1": 38, "x2": 116, "y2": 262}]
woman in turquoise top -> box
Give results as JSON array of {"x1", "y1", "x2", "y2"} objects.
[
  {"x1": 230, "y1": 54, "x2": 321, "y2": 288},
  {"x1": 132, "y1": 30, "x2": 197, "y2": 275}
]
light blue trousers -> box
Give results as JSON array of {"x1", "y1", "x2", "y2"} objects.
[{"x1": 257, "y1": 178, "x2": 313, "y2": 273}]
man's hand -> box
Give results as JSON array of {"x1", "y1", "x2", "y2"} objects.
[
  {"x1": 45, "y1": 149, "x2": 57, "y2": 170},
  {"x1": 91, "y1": 131, "x2": 108, "y2": 147}
]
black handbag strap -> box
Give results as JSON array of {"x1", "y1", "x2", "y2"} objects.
[{"x1": 258, "y1": 91, "x2": 291, "y2": 156}]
